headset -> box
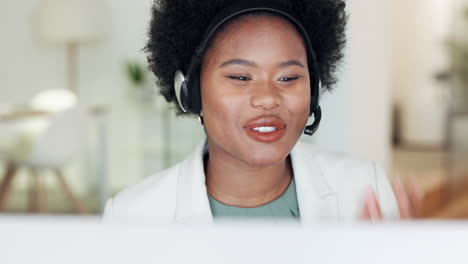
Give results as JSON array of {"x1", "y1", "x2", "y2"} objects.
[{"x1": 174, "y1": 0, "x2": 322, "y2": 136}]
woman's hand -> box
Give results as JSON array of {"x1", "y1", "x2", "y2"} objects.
[{"x1": 360, "y1": 177, "x2": 424, "y2": 220}]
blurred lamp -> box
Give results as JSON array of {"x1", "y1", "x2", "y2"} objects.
[
  {"x1": 38, "y1": 0, "x2": 107, "y2": 95},
  {"x1": 31, "y1": 89, "x2": 77, "y2": 112}
]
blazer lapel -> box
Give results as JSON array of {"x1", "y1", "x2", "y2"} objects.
[
  {"x1": 174, "y1": 141, "x2": 214, "y2": 224},
  {"x1": 290, "y1": 142, "x2": 339, "y2": 223}
]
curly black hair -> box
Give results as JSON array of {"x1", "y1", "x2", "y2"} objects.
[{"x1": 145, "y1": 0, "x2": 347, "y2": 115}]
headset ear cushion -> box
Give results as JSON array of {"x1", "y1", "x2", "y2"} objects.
[
  {"x1": 174, "y1": 70, "x2": 189, "y2": 112},
  {"x1": 187, "y1": 68, "x2": 202, "y2": 114},
  {"x1": 180, "y1": 80, "x2": 189, "y2": 111}
]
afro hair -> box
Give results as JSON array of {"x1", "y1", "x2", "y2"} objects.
[{"x1": 145, "y1": 0, "x2": 347, "y2": 115}]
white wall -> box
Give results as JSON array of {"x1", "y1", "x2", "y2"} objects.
[
  {"x1": 0, "y1": 0, "x2": 66, "y2": 103},
  {"x1": 309, "y1": 0, "x2": 392, "y2": 169},
  {"x1": 348, "y1": 0, "x2": 392, "y2": 168}
]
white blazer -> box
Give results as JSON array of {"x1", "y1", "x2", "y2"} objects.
[{"x1": 103, "y1": 141, "x2": 398, "y2": 224}]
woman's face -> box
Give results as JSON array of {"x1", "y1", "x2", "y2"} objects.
[{"x1": 200, "y1": 15, "x2": 310, "y2": 167}]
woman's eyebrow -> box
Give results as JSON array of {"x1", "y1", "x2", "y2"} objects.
[
  {"x1": 219, "y1": 59, "x2": 257, "y2": 68},
  {"x1": 278, "y1": 60, "x2": 305, "y2": 68},
  {"x1": 218, "y1": 59, "x2": 305, "y2": 68}
]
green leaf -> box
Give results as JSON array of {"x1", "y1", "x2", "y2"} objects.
[{"x1": 125, "y1": 61, "x2": 147, "y2": 86}]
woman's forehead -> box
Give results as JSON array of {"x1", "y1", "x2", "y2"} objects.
[{"x1": 205, "y1": 16, "x2": 308, "y2": 66}]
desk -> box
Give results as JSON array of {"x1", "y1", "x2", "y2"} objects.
[
  {"x1": 0, "y1": 216, "x2": 467, "y2": 264},
  {"x1": 0, "y1": 110, "x2": 49, "y2": 121}
]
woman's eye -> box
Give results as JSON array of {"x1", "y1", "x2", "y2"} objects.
[
  {"x1": 228, "y1": 76, "x2": 251, "y2": 81},
  {"x1": 279, "y1": 76, "x2": 301, "y2": 82}
]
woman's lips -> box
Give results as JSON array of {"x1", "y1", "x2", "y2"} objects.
[{"x1": 243, "y1": 116, "x2": 287, "y2": 143}]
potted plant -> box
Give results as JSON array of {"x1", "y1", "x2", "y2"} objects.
[
  {"x1": 445, "y1": 7, "x2": 468, "y2": 110},
  {"x1": 125, "y1": 60, "x2": 155, "y2": 105}
]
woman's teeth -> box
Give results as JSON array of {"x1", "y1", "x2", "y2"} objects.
[{"x1": 252, "y1": 127, "x2": 277, "y2": 133}]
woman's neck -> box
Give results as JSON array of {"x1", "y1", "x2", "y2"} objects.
[{"x1": 205, "y1": 146, "x2": 293, "y2": 208}]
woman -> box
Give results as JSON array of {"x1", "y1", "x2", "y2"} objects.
[{"x1": 104, "y1": 0, "x2": 422, "y2": 224}]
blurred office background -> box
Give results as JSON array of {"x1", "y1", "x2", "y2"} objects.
[{"x1": 0, "y1": 0, "x2": 467, "y2": 218}]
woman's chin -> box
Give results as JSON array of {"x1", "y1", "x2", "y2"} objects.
[{"x1": 241, "y1": 150, "x2": 289, "y2": 168}]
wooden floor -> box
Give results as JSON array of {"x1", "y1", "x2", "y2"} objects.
[
  {"x1": 420, "y1": 178, "x2": 468, "y2": 219},
  {"x1": 433, "y1": 193, "x2": 468, "y2": 219},
  {"x1": 392, "y1": 147, "x2": 468, "y2": 219}
]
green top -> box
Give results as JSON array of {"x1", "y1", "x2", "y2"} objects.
[{"x1": 208, "y1": 178, "x2": 301, "y2": 220}]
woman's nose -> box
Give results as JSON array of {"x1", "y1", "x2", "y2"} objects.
[{"x1": 250, "y1": 81, "x2": 282, "y2": 110}]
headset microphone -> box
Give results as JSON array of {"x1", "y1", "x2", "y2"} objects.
[{"x1": 304, "y1": 106, "x2": 322, "y2": 136}]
